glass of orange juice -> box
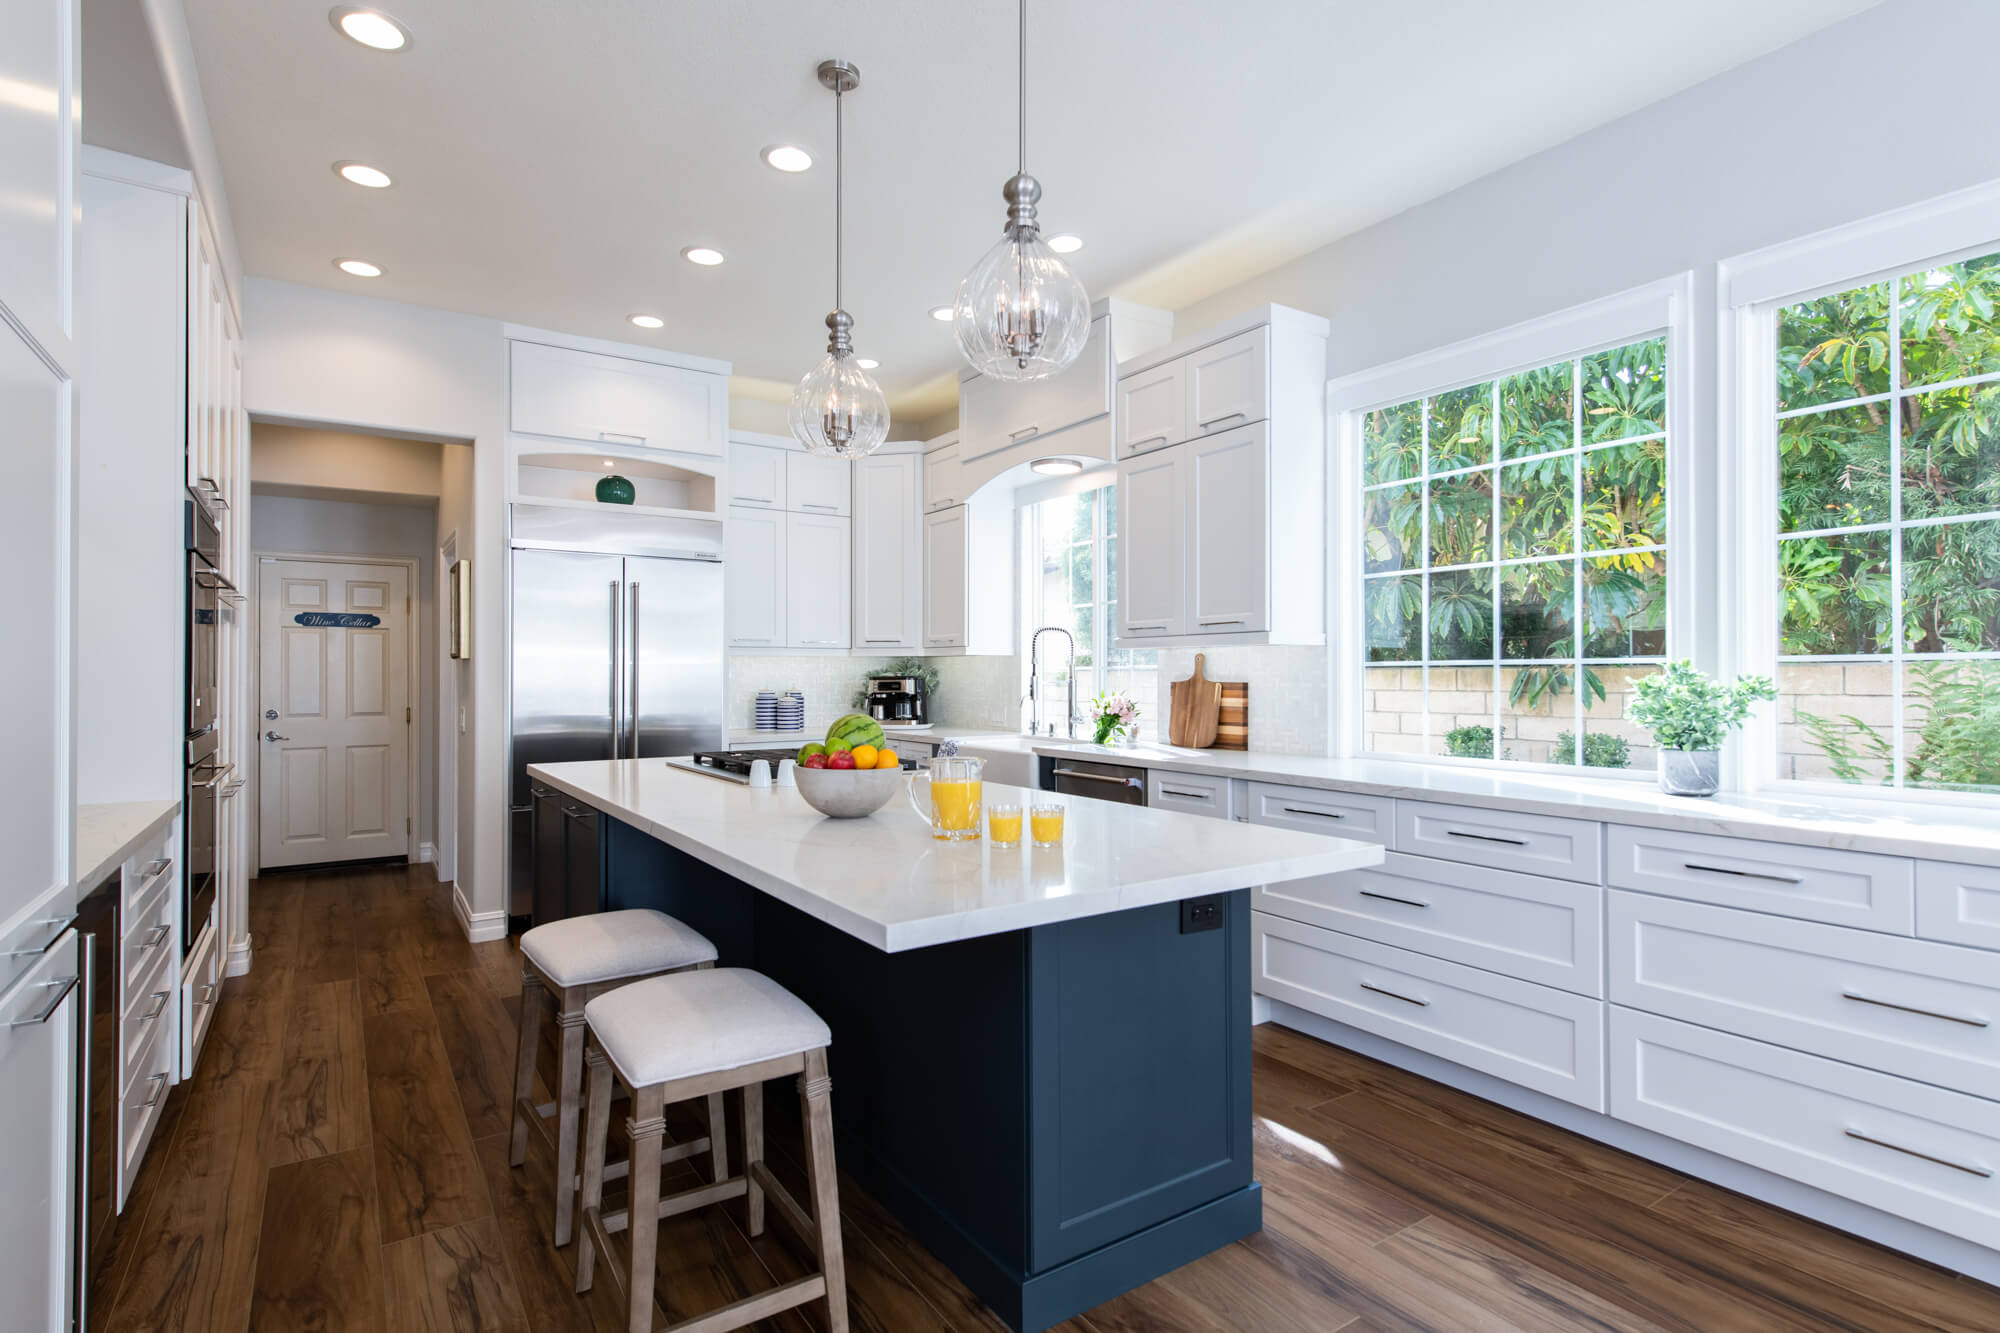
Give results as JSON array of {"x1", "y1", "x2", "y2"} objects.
[
  {"x1": 987, "y1": 802, "x2": 1023, "y2": 847},
  {"x1": 1030, "y1": 802, "x2": 1066, "y2": 847},
  {"x1": 907, "y1": 755, "x2": 984, "y2": 841}
]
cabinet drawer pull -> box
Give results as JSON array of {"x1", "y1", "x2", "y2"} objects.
[
  {"x1": 1444, "y1": 829, "x2": 1527, "y2": 847},
  {"x1": 5, "y1": 918, "x2": 67, "y2": 958},
  {"x1": 1053, "y1": 769, "x2": 1143, "y2": 789},
  {"x1": 140, "y1": 990, "x2": 170, "y2": 1023},
  {"x1": 1008, "y1": 425, "x2": 1041, "y2": 441},
  {"x1": 800, "y1": 503, "x2": 840, "y2": 512},
  {"x1": 1159, "y1": 787, "x2": 1212, "y2": 801},
  {"x1": 1126, "y1": 433, "x2": 1169, "y2": 449},
  {"x1": 137, "y1": 924, "x2": 172, "y2": 952},
  {"x1": 10, "y1": 975, "x2": 77, "y2": 1027},
  {"x1": 1683, "y1": 861, "x2": 1803, "y2": 885},
  {"x1": 1844, "y1": 1129, "x2": 1992, "y2": 1178},
  {"x1": 562, "y1": 805, "x2": 595, "y2": 822},
  {"x1": 138, "y1": 1071, "x2": 170, "y2": 1110},
  {"x1": 1281, "y1": 806, "x2": 1343, "y2": 819},
  {"x1": 1358, "y1": 889, "x2": 1430, "y2": 910},
  {"x1": 1198, "y1": 619, "x2": 1246, "y2": 627},
  {"x1": 862, "y1": 638, "x2": 901, "y2": 644},
  {"x1": 1198, "y1": 411, "x2": 1247, "y2": 429},
  {"x1": 1360, "y1": 981, "x2": 1429, "y2": 1007},
  {"x1": 143, "y1": 857, "x2": 174, "y2": 879},
  {"x1": 598, "y1": 431, "x2": 647, "y2": 445},
  {"x1": 1841, "y1": 990, "x2": 1989, "y2": 1027}
]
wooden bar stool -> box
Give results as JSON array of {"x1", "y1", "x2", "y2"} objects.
[
  {"x1": 574, "y1": 968, "x2": 848, "y2": 1333},
  {"x1": 509, "y1": 909, "x2": 720, "y2": 1246}
]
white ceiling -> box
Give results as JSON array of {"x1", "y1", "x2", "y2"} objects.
[{"x1": 180, "y1": 0, "x2": 1877, "y2": 420}]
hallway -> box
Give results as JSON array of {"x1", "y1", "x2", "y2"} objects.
[{"x1": 88, "y1": 865, "x2": 2000, "y2": 1333}]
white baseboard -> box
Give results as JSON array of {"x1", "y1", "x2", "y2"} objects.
[
  {"x1": 416, "y1": 841, "x2": 436, "y2": 864},
  {"x1": 1263, "y1": 998, "x2": 2000, "y2": 1287},
  {"x1": 225, "y1": 935, "x2": 253, "y2": 977},
  {"x1": 451, "y1": 880, "x2": 508, "y2": 943}
]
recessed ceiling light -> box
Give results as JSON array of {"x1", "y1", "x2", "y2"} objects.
[
  {"x1": 761, "y1": 144, "x2": 813, "y2": 173},
  {"x1": 1047, "y1": 234, "x2": 1083, "y2": 254},
  {"x1": 601, "y1": 459, "x2": 616, "y2": 468},
  {"x1": 928, "y1": 305, "x2": 953, "y2": 322},
  {"x1": 1031, "y1": 457, "x2": 1085, "y2": 476},
  {"x1": 329, "y1": 6, "x2": 410, "y2": 50},
  {"x1": 855, "y1": 357, "x2": 879, "y2": 370},
  {"x1": 682, "y1": 246, "x2": 726, "y2": 266},
  {"x1": 333, "y1": 161, "x2": 393, "y2": 189},
  {"x1": 628, "y1": 314, "x2": 664, "y2": 329},
  {"x1": 334, "y1": 257, "x2": 382, "y2": 277}
]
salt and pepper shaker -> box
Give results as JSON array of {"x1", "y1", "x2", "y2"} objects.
[
  {"x1": 775, "y1": 758, "x2": 797, "y2": 788},
  {"x1": 747, "y1": 758, "x2": 773, "y2": 788}
]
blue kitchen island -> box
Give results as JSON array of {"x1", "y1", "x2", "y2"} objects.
[{"x1": 527, "y1": 758, "x2": 1381, "y2": 1332}]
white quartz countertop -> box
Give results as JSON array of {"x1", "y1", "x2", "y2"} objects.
[
  {"x1": 943, "y1": 737, "x2": 1999, "y2": 865},
  {"x1": 75, "y1": 799, "x2": 180, "y2": 889},
  {"x1": 526, "y1": 758, "x2": 1383, "y2": 952}
]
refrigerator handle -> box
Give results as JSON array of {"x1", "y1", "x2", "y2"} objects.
[
  {"x1": 629, "y1": 581, "x2": 642, "y2": 759},
  {"x1": 609, "y1": 579, "x2": 624, "y2": 760}
]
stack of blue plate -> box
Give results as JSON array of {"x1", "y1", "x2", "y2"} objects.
[
  {"x1": 754, "y1": 690, "x2": 779, "y2": 730},
  {"x1": 777, "y1": 691, "x2": 805, "y2": 731}
]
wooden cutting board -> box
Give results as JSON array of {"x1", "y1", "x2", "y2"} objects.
[
  {"x1": 1168, "y1": 653, "x2": 1222, "y2": 748},
  {"x1": 1213, "y1": 680, "x2": 1249, "y2": 750}
]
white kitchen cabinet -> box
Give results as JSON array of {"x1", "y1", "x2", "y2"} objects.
[
  {"x1": 725, "y1": 505, "x2": 786, "y2": 648},
  {"x1": 786, "y1": 451, "x2": 852, "y2": 517},
  {"x1": 1111, "y1": 308, "x2": 1326, "y2": 649},
  {"x1": 1116, "y1": 446, "x2": 1188, "y2": 639},
  {"x1": 510, "y1": 339, "x2": 727, "y2": 455},
  {"x1": 1606, "y1": 824, "x2": 1913, "y2": 934},
  {"x1": 0, "y1": 930, "x2": 80, "y2": 1333},
  {"x1": 1117, "y1": 358, "x2": 1186, "y2": 458},
  {"x1": 1187, "y1": 423, "x2": 1270, "y2": 635},
  {"x1": 921, "y1": 499, "x2": 1014, "y2": 656},
  {"x1": 958, "y1": 314, "x2": 1113, "y2": 463},
  {"x1": 726, "y1": 440, "x2": 785, "y2": 508},
  {"x1": 0, "y1": 0, "x2": 78, "y2": 370},
  {"x1": 852, "y1": 452, "x2": 922, "y2": 652},
  {"x1": 1916, "y1": 860, "x2": 2000, "y2": 953},
  {"x1": 784, "y1": 512, "x2": 851, "y2": 650},
  {"x1": 924, "y1": 437, "x2": 963, "y2": 511},
  {"x1": 1185, "y1": 326, "x2": 1270, "y2": 440}
]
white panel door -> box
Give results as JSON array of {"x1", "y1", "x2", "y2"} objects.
[
  {"x1": 1118, "y1": 359, "x2": 1186, "y2": 457},
  {"x1": 924, "y1": 507, "x2": 968, "y2": 649},
  {"x1": 0, "y1": 0, "x2": 78, "y2": 367},
  {"x1": 786, "y1": 451, "x2": 852, "y2": 517},
  {"x1": 1186, "y1": 421, "x2": 1270, "y2": 635},
  {"x1": 1116, "y1": 446, "x2": 1186, "y2": 639},
  {"x1": 725, "y1": 506, "x2": 785, "y2": 648},
  {"x1": 509, "y1": 340, "x2": 726, "y2": 454},
  {"x1": 725, "y1": 441, "x2": 785, "y2": 508},
  {"x1": 852, "y1": 453, "x2": 921, "y2": 651},
  {"x1": 1185, "y1": 326, "x2": 1269, "y2": 437},
  {"x1": 784, "y1": 512, "x2": 851, "y2": 649},
  {"x1": 924, "y1": 440, "x2": 963, "y2": 511},
  {"x1": 258, "y1": 559, "x2": 410, "y2": 868}
]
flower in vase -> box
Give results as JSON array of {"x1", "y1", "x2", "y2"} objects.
[{"x1": 1088, "y1": 692, "x2": 1140, "y2": 745}]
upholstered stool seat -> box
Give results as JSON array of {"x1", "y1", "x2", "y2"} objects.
[
  {"x1": 576, "y1": 969, "x2": 848, "y2": 1333},
  {"x1": 519, "y1": 908, "x2": 716, "y2": 987},
  {"x1": 507, "y1": 909, "x2": 720, "y2": 1248}
]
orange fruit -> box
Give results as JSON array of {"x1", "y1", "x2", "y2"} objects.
[
  {"x1": 849, "y1": 743, "x2": 879, "y2": 769},
  {"x1": 873, "y1": 749, "x2": 900, "y2": 770}
]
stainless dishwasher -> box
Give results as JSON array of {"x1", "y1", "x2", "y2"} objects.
[{"x1": 1043, "y1": 756, "x2": 1148, "y2": 805}]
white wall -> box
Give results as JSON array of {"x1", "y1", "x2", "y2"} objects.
[
  {"x1": 246, "y1": 494, "x2": 439, "y2": 860},
  {"x1": 242, "y1": 277, "x2": 506, "y2": 929}
]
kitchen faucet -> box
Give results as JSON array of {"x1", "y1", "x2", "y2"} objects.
[{"x1": 1026, "y1": 626, "x2": 1079, "y2": 738}]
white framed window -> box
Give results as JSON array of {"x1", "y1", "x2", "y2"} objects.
[
  {"x1": 1721, "y1": 183, "x2": 2000, "y2": 802},
  {"x1": 1327, "y1": 274, "x2": 1696, "y2": 775},
  {"x1": 1018, "y1": 475, "x2": 1159, "y2": 729}
]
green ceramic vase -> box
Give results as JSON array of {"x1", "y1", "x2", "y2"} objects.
[{"x1": 595, "y1": 474, "x2": 636, "y2": 505}]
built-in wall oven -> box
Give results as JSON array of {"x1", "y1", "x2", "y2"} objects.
[{"x1": 184, "y1": 490, "x2": 229, "y2": 954}]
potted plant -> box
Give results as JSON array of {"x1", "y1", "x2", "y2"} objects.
[{"x1": 1627, "y1": 660, "x2": 1776, "y2": 796}]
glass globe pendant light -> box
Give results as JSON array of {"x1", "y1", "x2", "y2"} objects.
[
  {"x1": 790, "y1": 59, "x2": 889, "y2": 458},
  {"x1": 952, "y1": 0, "x2": 1090, "y2": 382}
]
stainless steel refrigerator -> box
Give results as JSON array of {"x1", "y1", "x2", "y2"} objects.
[{"x1": 507, "y1": 508, "x2": 724, "y2": 917}]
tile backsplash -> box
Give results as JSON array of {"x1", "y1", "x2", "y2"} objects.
[{"x1": 1151, "y1": 645, "x2": 1329, "y2": 755}]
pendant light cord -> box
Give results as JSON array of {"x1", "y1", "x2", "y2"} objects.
[
  {"x1": 1017, "y1": 0, "x2": 1026, "y2": 174},
  {"x1": 834, "y1": 82, "x2": 844, "y2": 313}
]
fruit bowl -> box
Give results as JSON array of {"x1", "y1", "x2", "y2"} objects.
[{"x1": 792, "y1": 764, "x2": 904, "y2": 819}]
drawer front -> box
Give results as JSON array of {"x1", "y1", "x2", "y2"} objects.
[
  {"x1": 1255, "y1": 851, "x2": 1602, "y2": 996},
  {"x1": 119, "y1": 942, "x2": 175, "y2": 1091},
  {"x1": 1245, "y1": 782, "x2": 1392, "y2": 845},
  {"x1": 121, "y1": 854, "x2": 173, "y2": 929},
  {"x1": 1610, "y1": 1007, "x2": 2000, "y2": 1248},
  {"x1": 1917, "y1": 860, "x2": 2000, "y2": 952},
  {"x1": 1607, "y1": 825, "x2": 1914, "y2": 933},
  {"x1": 183, "y1": 918, "x2": 221, "y2": 1078},
  {"x1": 1117, "y1": 360, "x2": 1186, "y2": 457},
  {"x1": 1394, "y1": 800, "x2": 1601, "y2": 883},
  {"x1": 1608, "y1": 891, "x2": 2000, "y2": 1098},
  {"x1": 1148, "y1": 769, "x2": 1232, "y2": 820},
  {"x1": 1253, "y1": 912, "x2": 1604, "y2": 1109},
  {"x1": 118, "y1": 997, "x2": 175, "y2": 1209},
  {"x1": 119, "y1": 885, "x2": 176, "y2": 1013}
]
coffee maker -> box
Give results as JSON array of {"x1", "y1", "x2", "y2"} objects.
[{"x1": 864, "y1": 675, "x2": 928, "y2": 727}]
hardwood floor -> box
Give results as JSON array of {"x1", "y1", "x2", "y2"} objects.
[{"x1": 90, "y1": 864, "x2": 2000, "y2": 1333}]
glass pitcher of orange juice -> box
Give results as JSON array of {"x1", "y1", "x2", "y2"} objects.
[{"x1": 908, "y1": 754, "x2": 983, "y2": 841}]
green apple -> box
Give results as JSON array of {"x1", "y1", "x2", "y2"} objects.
[
  {"x1": 796, "y1": 742, "x2": 826, "y2": 764},
  {"x1": 824, "y1": 736, "x2": 852, "y2": 754}
]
